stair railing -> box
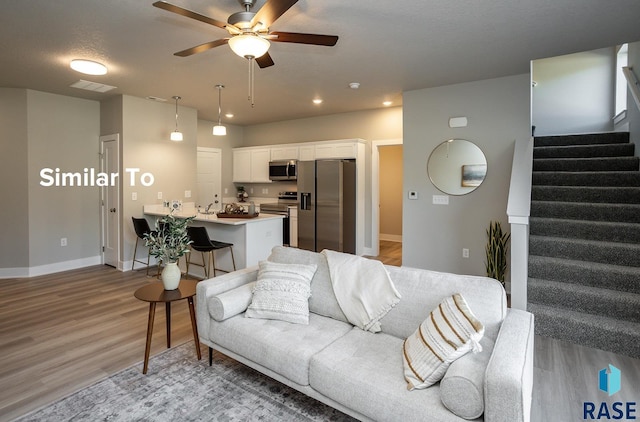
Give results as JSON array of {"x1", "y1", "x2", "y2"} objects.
[
  {"x1": 506, "y1": 137, "x2": 534, "y2": 310},
  {"x1": 622, "y1": 66, "x2": 640, "y2": 113}
]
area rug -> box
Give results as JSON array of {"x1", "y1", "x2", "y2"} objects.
[{"x1": 15, "y1": 343, "x2": 355, "y2": 421}]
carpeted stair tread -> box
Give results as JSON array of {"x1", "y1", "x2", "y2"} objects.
[
  {"x1": 534, "y1": 132, "x2": 630, "y2": 147},
  {"x1": 530, "y1": 201, "x2": 640, "y2": 223},
  {"x1": 529, "y1": 217, "x2": 640, "y2": 243},
  {"x1": 533, "y1": 156, "x2": 640, "y2": 172},
  {"x1": 529, "y1": 235, "x2": 640, "y2": 267},
  {"x1": 528, "y1": 255, "x2": 640, "y2": 294},
  {"x1": 528, "y1": 277, "x2": 640, "y2": 323},
  {"x1": 531, "y1": 186, "x2": 640, "y2": 203},
  {"x1": 527, "y1": 302, "x2": 640, "y2": 359},
  {"x1": 532, "y1": 171, "x2": 640, "y2": 187},
  {"x1": 533, "y1": 143, "x2": 634, "y2": 159}
]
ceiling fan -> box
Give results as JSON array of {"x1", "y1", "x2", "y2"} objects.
[{"x1": 152, "y1": 0, "x2": 339, "y2": 68}]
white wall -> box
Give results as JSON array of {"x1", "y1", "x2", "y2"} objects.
[
  {"x1": 403, "y1": 74, "x2": 531, "y2": 276},
  {"x1": 532, "y1": 47, "x2": 615, "y2": 136},
  {"x1": 627, "y1": 41, "x2": 640, "y2": 148},
  {"x1": 0, "y1": 89, "x2": 29, "y2": 270}
]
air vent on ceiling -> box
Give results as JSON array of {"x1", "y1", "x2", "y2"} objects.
[
  {"x1": 146, "y1": 96, "x2": 168, "y2": 102},
  {"x1": 70, "y1": 79, "x2": 117, "y2": 93}
]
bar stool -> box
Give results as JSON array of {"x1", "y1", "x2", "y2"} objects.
[
  {"x1": 131, "y1": 217, "x2": 155, "y2": 275},
  {"x1": 185, "y1": 226, "x2": 236, "y2": 279}
]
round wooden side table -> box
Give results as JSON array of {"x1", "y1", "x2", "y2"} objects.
[{"x1": 134, "y1": 280, "x2": 201, "y2": 374}]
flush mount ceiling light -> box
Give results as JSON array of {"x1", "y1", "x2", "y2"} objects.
[
  {"x1": 213, "y1": 85, "x2": 227, "y2": 136},
  {"x1": 312, "y1": 98, "x2": 323, "y2": 105},
  {"x1": 382, "y1": 101, "x2": 393, "y2": 107},
  {"x1": 70, "y1": 59, "x2": 107, "y2": 75},
  {"x1": 170, "y1": 96, "x2": 183, "y2": 141}
]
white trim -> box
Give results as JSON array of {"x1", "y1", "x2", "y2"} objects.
[
  {"x1": 0, "y1": 256, "x2": 103, "y2": 279},
  {"x1": 371, "y1": 139, "x2": 403, "y2": 259},
  {"x1": 380, "y1": 234, "x2": 402, "y2": 242}
]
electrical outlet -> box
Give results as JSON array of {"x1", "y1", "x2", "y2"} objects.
[
  {"x1": 462, "y1": 248, "x2": 469, "y2": 258},
  {"x1": 433, "y1": 195, "x2": 449, "y2": 205},
  {"x1": 224, "y1": 188, "x2": 228, "y2": 194},
  {"x1": 132, "y1": 192, "x2": 137, "y2": 201},
  {"x1": 157, "y1": 191, "x2": 163, "y2": 199},
  {"x1": 185, "y1": 190, "x2": 191, "y2": 198},
  {"x1": 250, "y1": 188, "x2": 254, "y2": 194},
  {"x1": 61, "y1": 238, "x2": 67, "y2": 247}
]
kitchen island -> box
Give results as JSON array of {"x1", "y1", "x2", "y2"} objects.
[{"x1": 143, "y1": 204, "x2": 284, "y2": 274}]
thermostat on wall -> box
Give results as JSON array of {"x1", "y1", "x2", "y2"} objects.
[{"x1": 449, "y1": 117, "x2": 468, "y2": 128}]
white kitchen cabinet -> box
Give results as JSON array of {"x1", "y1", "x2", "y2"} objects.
[
  {"x1": 289, "y1": 206, "x2": 298, "y2": 247},
  {"x1": 298, "y1": 145, "x2": 315, "y2": 161},
  {"x1": 314, "y1": 142, "x2": 358, "y2": 159},
  {"x1": 232, "y1": 148, "x2": 271, "y2": 183},
  {"x1": 270, "y1": 146, "x2": 298, "y2": 161}
]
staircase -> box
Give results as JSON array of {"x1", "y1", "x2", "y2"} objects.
[{"x1": 527, "y1": 132, "x2": 640, "y2": 358}]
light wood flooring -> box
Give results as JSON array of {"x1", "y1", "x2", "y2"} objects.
[{"x1": 1, "y1": 243, "x2": 639, "y2": 421}]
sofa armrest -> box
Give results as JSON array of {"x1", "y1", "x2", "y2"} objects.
[
  {"x1": 484, "y1": 308, "x2": 535, "y2": 422},
  {"x1": 196, "y1": 266, "x2": 258, "y2": 343}
]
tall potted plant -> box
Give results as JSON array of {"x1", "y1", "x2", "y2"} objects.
[
  {"x1": 144, "y1": 214, "x2": 193, "y2": 290},
  {"x1": 485, "y1": 221, "x2": 510, "y2": 287}
]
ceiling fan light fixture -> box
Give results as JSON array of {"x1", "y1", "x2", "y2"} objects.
[
  {"x1": 70, "y1": 59, "x2": 107, "y2": 75},
  {"x1": 228, "y1": 34, "x2": 270, "y2": 59}
]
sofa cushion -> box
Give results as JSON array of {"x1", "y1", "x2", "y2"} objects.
[
  {"x1": 380, "y1": 266, "x2": 506, "y2": 341},
  {"x1": 403, "y1": 294, "x2": 485, "y2": 391},
  {"x1": 209, "y1": 312, "x2": 352, "y2": 386},
  {"x1": 209, "y1": 281, "x2": 255, "y2": 321},
  {"x1": 245, "y1": 260, "x2": 316, "y2": 325},
  {"x1": 440, "y1": 335, "x2": 495, "y2": 420},
  {"x1": 309, "y1": 328, "x2": 469, "y2": 422},
  {"x1": 268, "y1": 246, "x2": 348, "y2": 323}
]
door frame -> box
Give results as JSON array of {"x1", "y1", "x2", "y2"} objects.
[
  {"x1": 100, "y1": 134, "x2": 121, "y2": 269},
  {"x1": 370, "y1": 138, "x2": 403, "y2": 258}
]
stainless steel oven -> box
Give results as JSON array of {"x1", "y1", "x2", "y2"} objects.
[{"x1": 259, "y1": 192, "x2": 298, "y2": 246}]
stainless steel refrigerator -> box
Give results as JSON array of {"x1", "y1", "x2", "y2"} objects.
[{"x1": 297, "y1": 159, "x2": 356, "y2": 253}]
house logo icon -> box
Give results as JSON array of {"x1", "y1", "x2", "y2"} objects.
[{"x1": 598, "y1": 364, "x2": 621, "y2": 396}]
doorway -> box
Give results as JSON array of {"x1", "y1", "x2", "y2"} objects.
[
  {"x1": 197, "y1": 147, "x2": 222, "y2": 211},
  {"x1": 100, "y1": 134, "x2": 120, "y2": 268},
  {"x1": 371, "y1": 139, "x2": 403, "y2": 260}
]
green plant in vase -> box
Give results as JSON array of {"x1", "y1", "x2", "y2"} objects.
[
  {"x1": 485, "y1": 221, "x2": 510, "y2": 287},
  {"x1": 144, "y1": 213, "x2": 194, "y2": 289}
]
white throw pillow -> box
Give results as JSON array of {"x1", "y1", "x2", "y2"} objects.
[
  {"x1": 402, "y1": 293, "x2": 484, "y2": 391},
  {"x1": 245, "y1": 260, "x2": 317, "y2": 325}
]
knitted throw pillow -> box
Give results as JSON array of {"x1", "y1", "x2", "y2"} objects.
[{"x1": 245, "y1": 260, "x2": 317, "y2": 325}]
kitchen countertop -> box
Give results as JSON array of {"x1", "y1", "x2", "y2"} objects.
[{"x1": 143, "y1": 204, "x2": 284, "y2": 226}]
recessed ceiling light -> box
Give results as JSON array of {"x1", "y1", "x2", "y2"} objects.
[
  {"x1": 313, "y1": 98, "x2": 323, "y2": 105},
  {"x1": 225, "y1": 113, "x2": 234, "y2": 118},
  {"x1": 70, "y1": 59, "x2": 107, "y2": 76},
  {"x1": 349, "y1": 82, "x2": 360, "y2": 89},
  {"x1": 382, "y1": 101, "x2": 393, "y2": 107}
]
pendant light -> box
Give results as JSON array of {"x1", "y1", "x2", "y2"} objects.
[
  {"x1": 213, "y1": 85, "x2": 227, "y2": 136},
  {"x1": 170, "y1": 96, "x2": 183, "y2": 141}
]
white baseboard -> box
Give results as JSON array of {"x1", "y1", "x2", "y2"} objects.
[
  {"x1": 0, "y1": 255, "x2": 103, "y2": 279},
  {"x1": 380, "y1": 234, "x2": 402, "y2": 242}
]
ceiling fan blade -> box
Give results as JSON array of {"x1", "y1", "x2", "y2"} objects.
[
  {"x1": 251, "y1": 0, "x2": 299, "y2": 29},
  {"x1": 174, "y1": 39, "x2": 229, "y2": 57},
  {"x1": 270, "y1": 31, "x2": 338, "y2": 46},
  {"x1": 153, "y1": 1, "x2": 227, "y2": 30},
  {"x1": 256, "y1": 52, "x2": 275, "y2": 68}
]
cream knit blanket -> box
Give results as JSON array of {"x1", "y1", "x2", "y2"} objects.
[{"x1": 321, "y1": 249, "x2": 401, "y2": 332}]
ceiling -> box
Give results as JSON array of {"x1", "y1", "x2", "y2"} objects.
[{"x1": 2, "y1": 0, "x2": 640, "y2": 126}]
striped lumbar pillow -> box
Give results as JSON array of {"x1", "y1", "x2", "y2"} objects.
[{"x1": 402, "y1": 293, "x2": 485, "y2": 391}]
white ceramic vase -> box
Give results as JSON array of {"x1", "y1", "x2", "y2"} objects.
[{"x1": 161, "y1": 261, "x2": 181, "y2": 290}]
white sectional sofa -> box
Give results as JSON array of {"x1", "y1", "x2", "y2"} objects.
[{"x1": 196, "y1": 246, "x2": 535, "y2": 422}]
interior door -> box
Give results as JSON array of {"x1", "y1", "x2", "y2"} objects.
[
  {"x1": 100, "y1": 134, "x2": 120, "y2": 268},
  {"x1": 197, "y1": 147, "x2": 222, "y2": 211}
]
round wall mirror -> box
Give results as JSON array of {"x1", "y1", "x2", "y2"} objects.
[{"x1": 427, "y1": 139, "x2": 487, "y2": 195}]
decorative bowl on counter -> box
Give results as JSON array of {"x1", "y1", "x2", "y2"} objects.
[{"x1": 216, "y1": 212, "x2": 259, "y2": 219}]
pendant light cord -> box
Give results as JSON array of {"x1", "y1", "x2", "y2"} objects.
[{"x1": 173, "y1": 96, "x2": 181, "y2": 131}]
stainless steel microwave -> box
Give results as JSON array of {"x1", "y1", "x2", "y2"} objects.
[{"x1": 269, "y1": 160, "x2": 297, "y2": 181}]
